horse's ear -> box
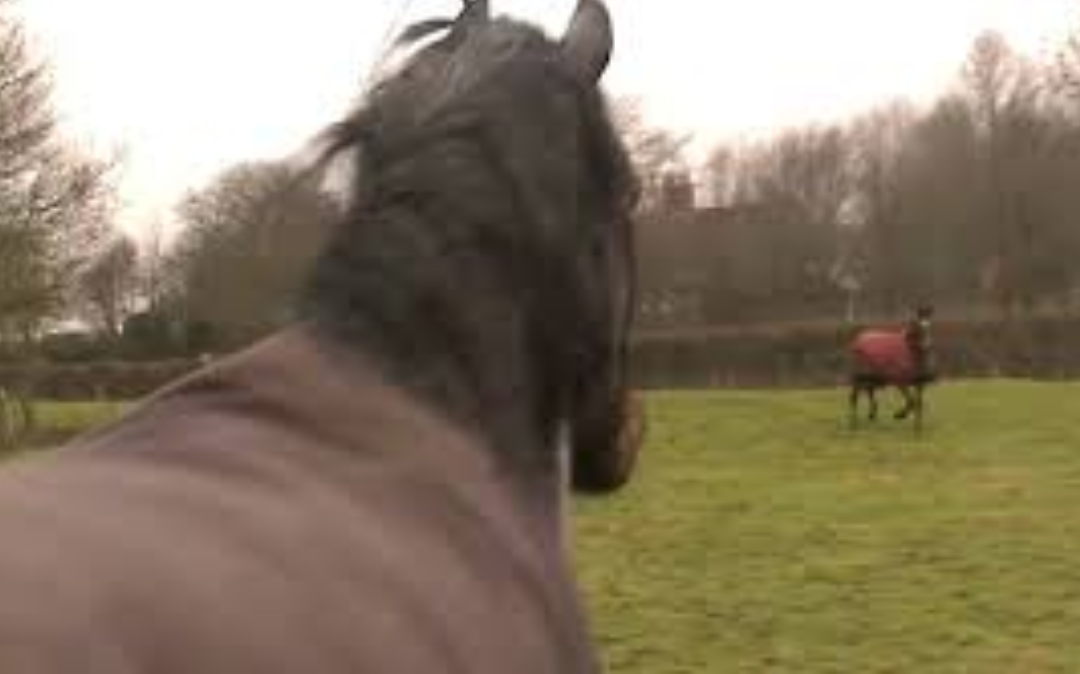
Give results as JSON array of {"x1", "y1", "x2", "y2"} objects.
[
  {"x1": 454, "y1": 0, "x2": 489, "y2": 32},
  {"x1": 561, "y1": 0, "x2": 613, "y2": 82}
]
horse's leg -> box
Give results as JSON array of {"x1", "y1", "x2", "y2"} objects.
[
  {"x1": 867, "y1": 385, "x2": 879, "y2": 422},
  {"x1": 849, "y1": 383, "x2": 861, "y2": 427},
  {"x1": 913, "y1": 384, "x2": 925, "y2": 432},
  {"x1": 894, "y1": 385, "x2": 913, "y2": 420}
]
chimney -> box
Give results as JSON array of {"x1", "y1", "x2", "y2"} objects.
[{"x1": 659, "y1": 171, "x2": 695, "y2": 213}]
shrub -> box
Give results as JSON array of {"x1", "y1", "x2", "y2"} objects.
[{"x1": 631, "y1": 316, "x2": 1080, "y2": 388}]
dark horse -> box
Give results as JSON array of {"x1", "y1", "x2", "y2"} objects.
[
  {"x1": 849, "y1": 305, "x2": 937, "y2": 430},
  {"x1": 0, "y1": 2, "x2": 640, "y2": 671}
]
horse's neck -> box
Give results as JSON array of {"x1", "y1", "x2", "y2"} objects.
[
  {"x1": 306, "y1": 194, "x2": 576, "y2": 552},
  {"x1": 311, "y1": 291, "x2": 573, "y2": 553},
  {"x1": 512, "y1": 422, "x2": 573, "y2": 557},
  {"x1": 555, "y1": 422, "x2": 573, "y2": 550}
]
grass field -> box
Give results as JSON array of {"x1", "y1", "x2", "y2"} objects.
[
  {"x1": 3, "y1": 401, "x2": 125, "y2": 450},
  {"x1": 32, "y1": 401, "x2": 125, "y2": 438},
  {"x1": 574, "y1": 381, "x2": 1080, "y2": 673},
  {"x1": 11, "y1": 383, "x2": 1080, "y2": 671}
]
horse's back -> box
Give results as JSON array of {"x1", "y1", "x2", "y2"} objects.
[
  {"x1": 850, "y1": 330, "x2": 916, "y2": 382},
  {"x1": 0, "y1": 329, "x2": 596, "y2": 673}
]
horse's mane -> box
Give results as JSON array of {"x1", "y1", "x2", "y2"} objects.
[{"x1": 298, "y1": 7, "x2": 637, "y2": 470}]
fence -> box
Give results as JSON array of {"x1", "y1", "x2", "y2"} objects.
[
  {"x1": 631, "y1": 316, "x2": 1080, "y2": 389},
  {"x1": 0, "y1": 360, "x2": 200, "y2": 403},
  {"x1": 1, "y1": 316, "x2": 1077, "y2": 406}
]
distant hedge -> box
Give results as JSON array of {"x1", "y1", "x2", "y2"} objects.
[
  {"x1": 1, "y1": 316, "x2": 1077, "y2": 400},
  {"x1": 631, "y1": 316, "x2": 1080, "y2": 389},
  {"x1": 0, "y1": 360, "x2": 199, "y2": 401}
]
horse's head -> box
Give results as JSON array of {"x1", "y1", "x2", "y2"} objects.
[
  {"x1": 305, "y1": 1, "x2": 641, "y2": 494},
  {"x1": 907, "y1": 304, "x2": 937, "y2": 382},
  {"x1": 911, "y1": 304, "x2": 934, "y2": 347}
]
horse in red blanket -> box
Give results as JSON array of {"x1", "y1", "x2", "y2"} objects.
[{"x1": 849, "y1": 305, "x2": 936, "y2": 429}]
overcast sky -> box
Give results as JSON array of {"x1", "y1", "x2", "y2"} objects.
[{"x1": 15, "y1": 0, "x2": 1078, "y2": 235}]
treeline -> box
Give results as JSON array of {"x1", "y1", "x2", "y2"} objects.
[
  {"x1": 8, "y1": 3, "x2": 1080, "y2": 374},
  {"x1": 0, "y1": 0, "x2": 117, "y2": 353},
  {"x1": 632, "y1": 315, "x2": 1080, "y2": 389},
  {"x1": 4, "y1": 156, "x2": 340, "y2": 362},
  {"x1": 141, "y1": 162, "x2": 339, "y2": 354},
  {"x1": 631, "y1": 29, "x2": 1080, "y2": 329},
  {"x1": 0, "y1": 2, "x2": 341, "y2": 364}
]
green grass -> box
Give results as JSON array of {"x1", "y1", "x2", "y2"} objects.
[
  {"x1": 33, "y1": 401, "x2": 126, "y2": 436},
  {"x1": 574, "y1": 381, "x2": 1080, "y2": 673},
  {"x1": 6, "y1": 401, "x2": 125, "y2": 451},
  {"x1": 12, "y1": 384, "x2": 1080, "y2": 671}
]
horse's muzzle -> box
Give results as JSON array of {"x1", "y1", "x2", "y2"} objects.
[{"x1": 571, "y1": 392, "x2": 644, "y2": 494}]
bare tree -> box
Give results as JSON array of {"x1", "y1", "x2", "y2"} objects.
[
  {"x1": 846, "y1": 101, "x2": 924, "y2": 310},
  {"x1": 1054, "y1": 20, "x2": 1080, "y2": 113},
  {"x1": 704, "y1": 145, "x2": 739, "y2": 208},
  {"x1": 731, "y1": 124, "x2": 854, "y2": 303},
  {"x1": 960, "y1": 32, "x2": 1060, "y2": 316},
  {"x1": 135, "y1": 216, "x2": 175, "y2": 316},
  {"x1": 170, "y1": 161, "x2": 340, "y2": 343},
  {"x1": 612, "y1": 97, "x2": 691, "y2": 212},
  {"x1": 962, "y1": 32, "x2": 1019, "y2": 313},
  {"x1": 80, "y1": 234, "x2": 139, "y2": 337},
  {"x1": 0, "y1": 1, "x2": 116, "y2": 345}
]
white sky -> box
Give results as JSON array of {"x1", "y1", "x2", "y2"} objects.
[{"x1": 15, "y1": 0, "x2": 1079, "y2": 236}]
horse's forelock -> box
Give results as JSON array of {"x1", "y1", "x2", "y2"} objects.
[
  {"x1": 314, "y1": 10, "x2": 634, "y2": 295},
  {"x1": 316, "y1": 20, "x2": 555, "y2": 152},
  {"x1": 315, "y1": 9, "x2": 628, "y2": 177}
]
